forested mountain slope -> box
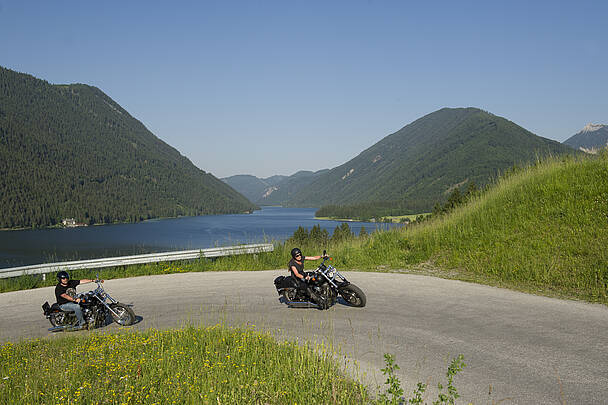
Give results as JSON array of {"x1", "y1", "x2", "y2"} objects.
[
  {"x1": 286, "y1": 108, "x2": 576, "y2": 211},
  {"x1": 0, "y1": 66, "x2": 256, "y2": 228}
]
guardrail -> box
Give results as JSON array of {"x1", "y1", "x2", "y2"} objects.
[{"x1": 0, "y1": 243, "x2": 274, "y2": 279}]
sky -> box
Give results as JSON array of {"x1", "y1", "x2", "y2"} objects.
[{"x1": 1, "y1": 1, "x2": 606, "y2": 178}]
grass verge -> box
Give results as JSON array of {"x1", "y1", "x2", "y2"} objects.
[{"x1": 0, "y1": 325, "x2": 369, "y2": 404}]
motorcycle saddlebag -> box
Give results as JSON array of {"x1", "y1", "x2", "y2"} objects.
[
  {"x1": 42, "y1": 301, "x2": 51, "y2": 315},
  {"x1": 274, "y1": 276, "x2": 296, "y2": 290},
  {"x1": 42, "y1": 302, "x2": 62, "y2": 315}
]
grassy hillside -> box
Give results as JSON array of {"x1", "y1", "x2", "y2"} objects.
[
  {"x1": 286, "y1": 108, "x2": 577, "y2": 211},
  {"x1": 336, "y1": 152, "x2": 607, "y2": 302},
  {"x1": 415, "y1": 153, "x2": 607, "y2": 300},
  {"x1": 0, "y1": 66, "x2": 256, "y2": 228}
]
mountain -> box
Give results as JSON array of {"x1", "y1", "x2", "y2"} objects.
[
  {"x1": 258, "y1": 170, "x2": 329, "y2": 205},
  {"x1": 222, "y1": 170, "x2": 328, "y2": 205},
  {"x1": 221, "y1": 174, "x2": 286, "y2": 204},
  {"x1": 0, "y1": 66, "x2": 256, "y2": 228},
  {"x1": 283, "y1": 107, "x2": 577, "y2": 211},
  {"x1": 563, "y1": 124, "x2": 608, "y2": 153}
]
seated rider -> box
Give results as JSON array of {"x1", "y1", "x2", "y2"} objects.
[
  {"x1": 55, "y1": 271, "x2": 97, "y2": 330},
  {"x1": 288, "y1": 247, "x2": 326, "y2": 299}
]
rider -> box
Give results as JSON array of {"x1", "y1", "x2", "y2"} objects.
[
  {"x1": 288, "y1": 247, "x2": 326, "y2": 301},
  {"x1": 54, "y1": 271, "x2": 96, "y2": 330}
]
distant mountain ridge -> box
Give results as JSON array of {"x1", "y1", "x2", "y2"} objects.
[
  {"x1": 563, "y1": 123, "x2": 608, "y2": 153},
  {"x1": 230, "y1": 108, "x2": 576, "y2": 211},
  {"x1": 220, "y1": 174, "x2": 286, "y2": 204},
  {"x1": 222, "y1": 170, "x2": 328, "y2": 205},
  {"x1": 0, "y1": 66, "x2": 256, "y2": 228}
]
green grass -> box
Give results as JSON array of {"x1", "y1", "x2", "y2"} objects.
[
  {"x1": 395, "y1": 153, "x2": 608, "y2": 302},
  {"x1": 0, "y1": 325, "x2": 369, "y2": 404},
  {"x1": 3, "y1": 153, "x2": 607, "y2": 304}
]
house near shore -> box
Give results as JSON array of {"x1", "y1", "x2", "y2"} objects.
[{"x1": 62, "y1": 218, "x2": 88, "y2": 227}]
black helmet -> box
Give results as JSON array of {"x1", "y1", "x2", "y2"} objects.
[
  {"x1": 56, "y1": 271, "x2": 70, "y2": 281},
  {"x1": 291, "y1": 247, "x2": 302, "y2": 259}
]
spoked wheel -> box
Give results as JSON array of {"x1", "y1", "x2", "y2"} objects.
[
  {"x1": 110, "y1": 303, "x2": 136, "y2": 326},
  {"x1": 340, "y1": 285, "x2": 367, "y2": 307}
]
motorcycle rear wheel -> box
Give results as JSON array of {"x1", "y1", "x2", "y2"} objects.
[
  {"x1": 110, "y1": 303, "x2": 136, "y2": 326},
  {"x1": 340, "y1": 285, "x2": 366, "y2": 307}
]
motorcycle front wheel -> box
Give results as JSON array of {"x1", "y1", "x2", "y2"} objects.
[
  {"x1": 340, "y1": 284, "x2": 366, "y2": 307},
  {"x1": 110, "y1": 303, "x2": 136, "y2": 326}
]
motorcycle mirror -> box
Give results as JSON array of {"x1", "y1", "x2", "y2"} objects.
[{"x1": 323, "y1": 250, "x2": 326, "y2": 256}]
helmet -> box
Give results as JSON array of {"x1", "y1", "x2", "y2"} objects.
[
  {"x1": 56, "y1": 271, "x2": 70, "y2": 281},
  {"x1": 290, "y1": 247, "x2": 302, "y2": 259}
]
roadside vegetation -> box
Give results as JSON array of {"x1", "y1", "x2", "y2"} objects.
[
  {"x1": 0, "y1": 325, "x2": 369, "y2": 404},
  {"x1": 2, "y1": 152, "x2": 606, "y2": 305},
  {"x1": 1, "y1": 324, "x2": 470, "y2": 405}
]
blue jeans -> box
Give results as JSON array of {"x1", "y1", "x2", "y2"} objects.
[{"x1": 59, "y1": 302, "x2": 85, "y2": 326}]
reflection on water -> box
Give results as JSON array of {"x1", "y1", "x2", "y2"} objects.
[{"x1": 0, "y1": 207, "x2": 399, "y2": 268}]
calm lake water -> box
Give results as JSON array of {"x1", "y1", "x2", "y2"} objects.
[{"x1": 0, "y1": 206, "x2": 398, "y2": 268}]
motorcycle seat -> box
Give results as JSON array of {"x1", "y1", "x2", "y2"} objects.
[
  {"x1": 274, "y1": 275, "x2": 297, "y2": 289},
  {"x1": 53, "y1": 303, "x2": 74, "y2": 312}
]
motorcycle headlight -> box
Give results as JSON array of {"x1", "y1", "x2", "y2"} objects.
[{"x1": 327, "y1": 270, "x2": 335, "y2": 279}]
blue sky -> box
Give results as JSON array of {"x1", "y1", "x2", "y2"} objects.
[{"x1": 1, "y1": 1, "x2": 606, "y2": 178}]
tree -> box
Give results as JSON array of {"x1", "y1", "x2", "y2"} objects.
[
  {"x1": 331, "y1": 222, "x2": 353, "y2": 243},
  {"x1": 289, "y1": 226, "x2": 309, "y2": 245},
  {"x1": 359, "y1": 226, "x2": 368, "y2": 237},
  {"x1": 445, "y1": 188, "x2": 463, "y2": 212},
  {"x1": 309, "y1": 224, "x2": 329, "y2": 245}
]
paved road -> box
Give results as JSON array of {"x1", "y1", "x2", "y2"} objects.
[{"x1": 1, "y1": 271, "x2": 607, "y2": 404}]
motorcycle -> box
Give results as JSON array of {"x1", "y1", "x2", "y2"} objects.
[
  {"x1": 42, "y1": 276, "x2": 136, "y2": 331},
  {"x1": 274, "y1": 251, "x2": 366, "y2": 310}
]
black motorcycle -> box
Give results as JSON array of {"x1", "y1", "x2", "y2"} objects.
[
  {"x1": 274, "y1": 251, "x2": 366, "y2": 310},
  {"x1": 42, "y1": 276, "x2": 136, "y2": 331}
]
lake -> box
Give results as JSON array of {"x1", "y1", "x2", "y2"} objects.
[{"x1": 0, "y1": 206, "x2": 398, "y2": 268}]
